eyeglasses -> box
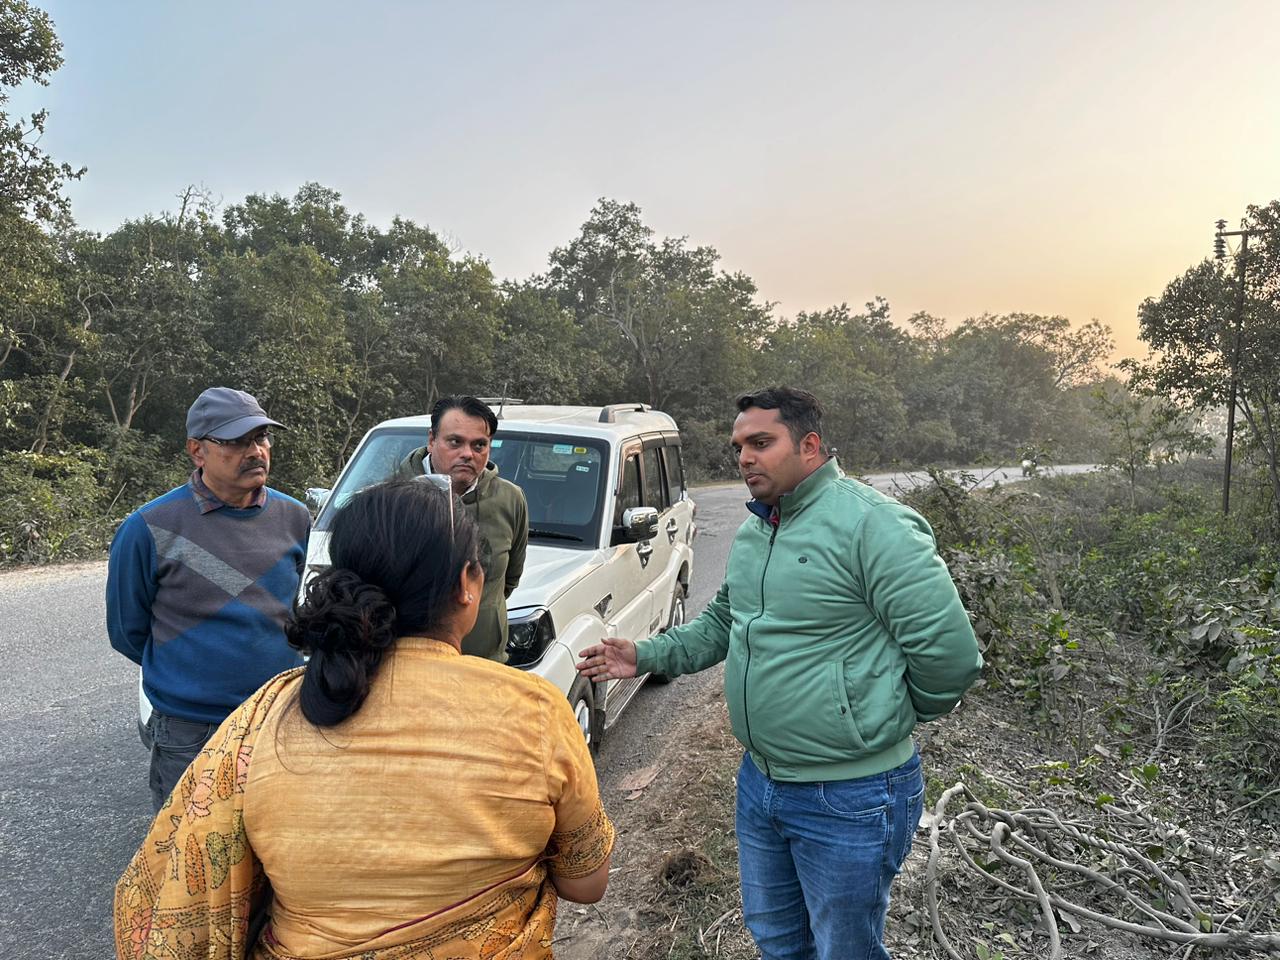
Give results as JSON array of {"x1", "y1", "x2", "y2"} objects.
[
  {"x1": 414, "y1": 473, "x2": 487, "y2": 578},
  {"x1": 203, "y1": 430, "x2": 273, "y2": 452},
  {"x1": 418, "y1": 473, "x2": 456, "y2": 537}
]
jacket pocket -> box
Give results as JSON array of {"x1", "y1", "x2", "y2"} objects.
[
  {"x1": 724, "y1": 653, "x2": 750, "y2": 748},
  {"x1": 825, "y1": 661, "x2": 866, "y2": 752}
]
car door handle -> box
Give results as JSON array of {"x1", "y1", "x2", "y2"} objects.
[
  {"x1": 665, "y1": 518, "x2": 678, "y2": 543},
  {"x1": 636, "y1": 540, "x2": 653, "y2": 566}
]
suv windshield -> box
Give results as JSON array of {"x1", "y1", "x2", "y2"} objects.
[{"x1": 316, "y1": 427, "x2": 609, "y2": 547}]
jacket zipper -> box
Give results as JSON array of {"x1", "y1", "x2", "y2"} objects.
[{"x1": 742, "y1": 506, "x2": 779, "y2": 779}]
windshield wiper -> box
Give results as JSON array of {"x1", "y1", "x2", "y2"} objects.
[{"x1": 529, "y1": 528, "x2": 585, "y2": 542}]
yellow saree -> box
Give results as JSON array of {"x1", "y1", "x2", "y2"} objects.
[
  {"x1": 114, "y1": 654, "x2": 614, "y2": 960},
  {"x1": 114, "y1": 670, "x2": 292, "y2": 960}
]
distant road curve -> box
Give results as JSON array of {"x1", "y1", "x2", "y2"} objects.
[{"x1": 861, "y1": 463, "x2": 1098, "y2": 499}]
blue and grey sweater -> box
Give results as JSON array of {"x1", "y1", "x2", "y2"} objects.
[{"x1": 106, "y1": 477, "x2": 310, "y2": 724}]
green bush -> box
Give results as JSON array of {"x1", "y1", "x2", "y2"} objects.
[
  {"x1": 0, "y1": 448, "x2": 113, "y2": 564},
  {"x1": 1065, "y1": 502, "x2": 1269, "y2": 635},
  {"x1": 0, "y1": 438, "x2": 187, "y2": 566},
  {"x1": 911, "y1": 464, "x2": 1280, "y2": 803}
]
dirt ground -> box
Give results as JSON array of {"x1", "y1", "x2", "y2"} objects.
[
  {"x1": 553, "y1": 679, "x2": 751, "y2": 959},
  {"x1": 553, "y1": 651, "x2": 1280, "y2": 959}
]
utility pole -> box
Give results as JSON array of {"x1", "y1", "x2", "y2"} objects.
[{"x1": 1213, "y1": 220, "x2": 1266, "y2": 515}]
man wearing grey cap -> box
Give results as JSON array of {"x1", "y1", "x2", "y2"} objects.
[{"x1": 107, "y1": 387, "x2": 311, "y2": 810}]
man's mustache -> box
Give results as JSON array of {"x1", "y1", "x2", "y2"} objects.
[{"x1": 240, "y1": 460, "x2": 268, "y2": 474}]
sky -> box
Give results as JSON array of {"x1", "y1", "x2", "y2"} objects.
[{"x1": 14, "y1": 1, "x2": 1280, "y2": 361}]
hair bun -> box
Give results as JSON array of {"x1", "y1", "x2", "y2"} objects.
[{"x1": 287, "y1": 568, "x2": 399, "y2": 726}]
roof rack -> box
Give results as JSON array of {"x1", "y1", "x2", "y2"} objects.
[{"x1": 598, "y1": 402, "x2": 650, "y2": 423}]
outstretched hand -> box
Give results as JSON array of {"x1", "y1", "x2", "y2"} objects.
[{"x1": 576, "y1": 638, "x2": 638, "y2": 681}]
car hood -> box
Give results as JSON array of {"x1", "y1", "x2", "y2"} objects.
[
  {"x1": 305, "y1": 533, "x2": 599, "y2": 614},
  {"x1": 507, "y1": 544, "x2": 604, "y2": 612}
]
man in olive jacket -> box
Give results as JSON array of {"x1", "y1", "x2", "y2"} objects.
[
  {"x1": 396, "y1": 395, "x2": 528, "y2": 661},
  {"x1": 577, "y1": 386, "x2": 982, "y2": 960}
]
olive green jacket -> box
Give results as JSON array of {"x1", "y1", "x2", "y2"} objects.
[{"x1": 396, "y1": 449, "x2": 528, "y2": 661}]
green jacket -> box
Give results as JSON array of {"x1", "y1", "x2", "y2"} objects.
[
  {"x1": 396, "y1": 449, "x2": 528, "y2": 661},
  {"x1": 636, "y1": 458, "x2": 982, "y2": 782}
]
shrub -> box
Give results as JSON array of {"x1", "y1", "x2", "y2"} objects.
[
  {"x1": 0, "y1": 448, "x2": 113, "y2": 564},
  {"x1": 0, "y1": 436, "x2": 187, "y2": 566}
]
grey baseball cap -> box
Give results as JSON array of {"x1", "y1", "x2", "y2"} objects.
[{"x1": 186, "y1": 387, "x2": 284, "y2": 440}]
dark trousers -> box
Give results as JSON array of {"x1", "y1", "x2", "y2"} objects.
[{"x1": 147, "y1": 712, "x2": 217, "y2": 812}]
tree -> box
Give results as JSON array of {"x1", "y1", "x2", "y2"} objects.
[
  {"x1": 493, "y1": 281, "x2": 593, "y2": 405},
  {"x1": 1134, "y1": 201, "x2": 1280, "y2": 522},
  {"x1": 0, "y1": 0, "x2": 85, "y2": 452},
  {"x1": 906, "y1": 314, "x2": 1112, "y2": 463},
  {"x1": 369, "y1": 216, "x2": 499, "y2": 413},
  {"x1": 207, "y1": 242, "x2": 352, "y2": 493},
  {"x1": 1094, "y1": 378, "x2": 1212, "y2": 508},
  {"x1": 0, "y1": 0, "x2": 83, "y2": 223},
  {"x1": 79, "y1": 191, "x2": 218, "y2": 437},
  {"x1": 547, "y1": 199, "x2": 771, "y2": 413},
  {"x1": 760, "y1": 300, "x2": 912, "y2": 466}
]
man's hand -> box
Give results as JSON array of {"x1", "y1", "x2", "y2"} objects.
[{"x1": 576, "y1": 638, "x2": 638, "y2": 680}]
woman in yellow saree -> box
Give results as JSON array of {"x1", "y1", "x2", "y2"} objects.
[{"x1": 115, "y1": 478, "x2": 615, "y2": 960}]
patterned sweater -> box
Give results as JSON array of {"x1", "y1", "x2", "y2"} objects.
[{"x1": 106, "y1": 477, "x2": 310, "y2": 724}]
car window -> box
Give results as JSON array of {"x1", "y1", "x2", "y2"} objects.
[
  {"x1": 503, "y1": 435, "x2": 607, "y2": 545},
  {"x1": 642, "y1": 447, "x2": 666, "y2": 509},
  {"x1": 318, "y1": 428, "x2": 608, "y2": 546},
  {"x1": 315, "y1": 427, "x2": 425, "y2": 530},
  {"x1": 615, "y1": 453, "x2": 641, "y2": 526},
  {"x1": 662, "y1": 445, "x2": 685, "y2": 503}
]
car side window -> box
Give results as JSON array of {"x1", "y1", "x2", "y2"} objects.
[
  {"x1": 615, "y1": 453, "x2": 642, "y2": 526},
  {"x1": 642, "y1": 447, "x2": 667, "y2": 510},
  {"x1": 661, "y1": 445, "x2": 685, "y2": 503}
]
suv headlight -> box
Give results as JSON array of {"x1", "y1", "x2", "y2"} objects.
[{"x1": 507, "y1": 608, "x2": 555, "y2": 668}]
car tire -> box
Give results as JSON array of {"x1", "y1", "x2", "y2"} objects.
[
  {"x1": 649, "y1": 583, "x2": 686, "y2": 685},
  {"x1": 568, "y1": 674, "x2": 601, "y2": 755}
]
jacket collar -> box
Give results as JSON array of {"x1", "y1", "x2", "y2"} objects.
[
  {"x1": 745, "y1": 457, "x2": 840, "y2": 523},
  {"x1": 461, "y1": 461, "x2": 498, "y2": 505}
]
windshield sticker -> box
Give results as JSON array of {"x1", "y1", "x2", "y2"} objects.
[
  {"x1": 574, "y1": 447, "x2": 588, "y2": 454},
  {"x1": 552, "y1": 444, "x2": 573, "y2": 454},
  {"x1": 490, "y1": 439, "x2": 503, "y2": 447}
]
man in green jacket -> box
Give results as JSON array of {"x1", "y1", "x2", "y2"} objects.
[
  {"x1": 577, "y1": 386, "x2": 982, "y2": 960},
  {"x1": 396, "y1": 395, "x2": 528, "y2": 661}
]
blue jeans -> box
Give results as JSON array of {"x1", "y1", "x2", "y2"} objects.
[{"x1": 736, "y1": 750, "x2": 925, "y2": 960}]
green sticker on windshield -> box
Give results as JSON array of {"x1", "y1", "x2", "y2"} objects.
[
  {"x1": 490, "y1": 439, "x2": 503, "y2": 447},
  {"x1": 552, "y1": 444, "x2": 573, "y2": 454}
]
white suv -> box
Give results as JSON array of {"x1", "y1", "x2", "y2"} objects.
[{"x1": 303, "y1": 402, "x2": 696, "y2": 751}]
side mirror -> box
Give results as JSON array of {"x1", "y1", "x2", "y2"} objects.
[
  {"x1": 304, "y1": 487, "x2": 331, "y2": 516},
  {"x1": 618, "y1": 506, "x2": 659, "y2": 543}
]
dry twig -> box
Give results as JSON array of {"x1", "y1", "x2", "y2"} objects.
[{"x1": 924, "y1": 782, "x2": 1280, "y2": 956}]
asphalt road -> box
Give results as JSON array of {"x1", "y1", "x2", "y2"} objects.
[
  {"x1": 0, "y1": 465, "x2": 1075, "y2": 957},
  {"x1": 0, "y1": 561, "x2": 153, "y2": 958}
]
